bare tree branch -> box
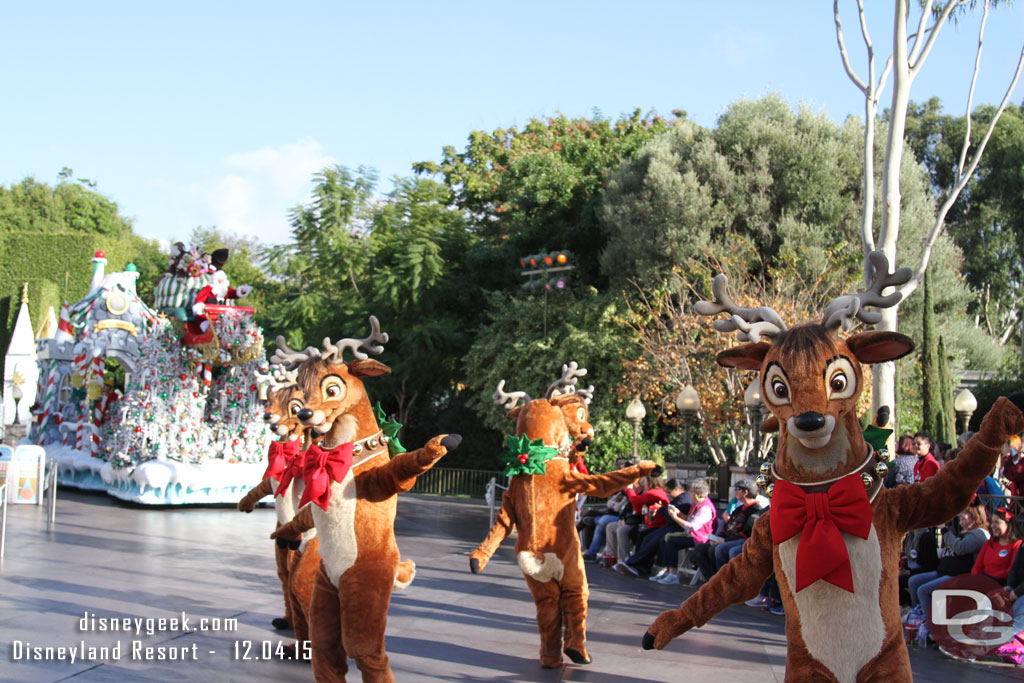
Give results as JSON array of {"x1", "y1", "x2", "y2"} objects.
[
  {"x1": 901, "y1": 41, "x2": 1024, "y2": 299},
  {"x1": 835, "y1": 0, "x2": 868, "y2": 93},
  {"x1": 910, "y1": 0, "x2": 971, "y2": 77},
  {"x1": 908, "y1": 0, "x2": 935, "y2": 65},
  {"x1": 955, "y1": 0, "x2": 989, "y2": 179}
]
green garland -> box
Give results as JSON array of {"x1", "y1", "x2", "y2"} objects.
[
  {"x1": 374, "y1": 402, "x2": 407, "y2": 455},
  {"x1": 500, "y1": 434, "x2": 558, "y2": 476}
]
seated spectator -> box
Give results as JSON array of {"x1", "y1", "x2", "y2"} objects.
[
  {"x1": 580, "y1": 491, "x2": 629, "y2": 561},
  {"x1": 612, "y1": 479, "x2": 688, "y2": 575},
  {"x1": 884, "y1": 433, "x2": 917, "y2": 488},
  {"x1": 641, "y1": 479, "x2": 716, "y2": 584},
  {"x1": 912, "y1": 432, "x2": 939, "y2": 482},
  {"x1": 991, "y1": 525, "x2": 1024, "y2": 645},
  {"x1": 907, "y1": 504, "x2": 989, "y2": 620},
  {"x1": 601, "y1": 476, "x2": 658, "y2": 566},
  {"x1": 689, "y1": 480, "x2": 765, "y2": 582},
  {"x1": 973, "y1": 507, "x2": 1021, "y2": 584}
]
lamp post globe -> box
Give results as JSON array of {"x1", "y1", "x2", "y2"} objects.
[
  {"x1": 675, "y1": 384, "x2": 701, "y2": 462},
  {"x1": 626, "y1": 396, "x2": 646, "y2": 460},
  {"x1": 953, "y1": 388, "x2": 978, "y2": 434}
]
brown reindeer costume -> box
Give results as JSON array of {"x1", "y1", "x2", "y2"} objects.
[
  {"x1": 237, "y1": 362, "x2": 321, "y2": 651},
  {"x1": 270, "y1": 317, "x2": 459, "y2": 682},
  {"x1": 471, "y1": 363, "x2": 658, "y2": 669},
  {"x1": 642, "y1": 252, "x2": 1024, "y2": 682}
]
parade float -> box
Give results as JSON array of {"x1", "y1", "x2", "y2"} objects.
[{"x1": 28, "y1": 246, "x2": 272, "y2": 504}]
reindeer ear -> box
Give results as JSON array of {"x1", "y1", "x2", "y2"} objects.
[
  {"x1": 348, "y1": 359, "x2": 391, "y2": 377},
  {"x1": 549, "y1": 394, "x2": 584, "y2": 408},
  {"x1": 845, "y1": 331, "x2": 914, "y2": 364},
  {"x1": 506, "y1": 407, "x2": 522, "y2": 420},
  {"x1": 716, "y1": 343, "x2": 771, "y2": 370},
  {"x1": 760, "y1": 416, "x2": 780, "y2": 433}
]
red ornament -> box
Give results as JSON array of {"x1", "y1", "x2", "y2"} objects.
[
  {"x1": 192, "y1": 392, "x2": 199, "y2": 398},
  {"x1": 232, "y1": 439, "x2": 239, "y2": 446},
  {"x1": 179, "y1": 374, "x2": 187, "y2": 381},
  {"x1": 94, "y1": 250, "x2": 105, "y2": 258},
  {"x1": 134, "y1": 426, "x2": 142, "y2": 433},
  {"x1": 144, "y1": 384, "x2": 150, "y2": 390}
]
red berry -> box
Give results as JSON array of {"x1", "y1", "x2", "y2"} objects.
[{"x1": 518, "y1": 454, "x2": 529, "y2": 464}]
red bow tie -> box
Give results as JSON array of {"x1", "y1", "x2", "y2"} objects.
[
  {"x1": 263, "y1": 439, "x2": 302, "y2": 482},
  {"x1": 299, "y1": 442, "x2": 354, "y2": 511},
  {"x1": 770, "y1": 473, "x2": 873, "y2": 593},
  {"x1": 273, "y1": 445, "x2": 307, "y2": 498}
]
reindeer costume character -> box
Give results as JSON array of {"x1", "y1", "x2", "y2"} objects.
[
  {"x1": 237, "y1": 363, "x2": 321, "y2": 652},
  {"x1": 270, "y1": 317, "x2": 459, "y2": 683},
  {"x1": 471, "y1": 363, "x2": 659, "y2": 669},
  {"x1": 642, "y1": 252, "x2": 1024, "y2": 682}
]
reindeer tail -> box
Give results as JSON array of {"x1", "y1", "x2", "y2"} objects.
[{"x1": 394, "y1": 559, "x2": 416, "y2": 591}]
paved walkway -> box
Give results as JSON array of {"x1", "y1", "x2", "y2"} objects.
[{"x1": 0, "y1": 491, "x2": 1020, "y2": 682}]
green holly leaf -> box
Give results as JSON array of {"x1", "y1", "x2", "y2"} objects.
[
  {"x1": 500, "y1": 433, "x2": 558, "y2": 476},
  {"x1": 863, "y1": 424, "x2": 893, "y2": 455},
  {"x1": 374, "y1": 402, "x2": 406, "y2": 454}
]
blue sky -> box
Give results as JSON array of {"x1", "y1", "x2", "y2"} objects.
[{"x1": 2, "y1": 2, "x2": 1021, "y2": 248}]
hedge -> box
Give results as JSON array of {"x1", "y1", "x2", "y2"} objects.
[{"x1": 1, "y1": 231, "x2": 133, "y2": 377}]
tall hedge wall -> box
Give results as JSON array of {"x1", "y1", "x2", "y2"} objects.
[{"x1": 1, "y1": 231, "x2": 133, "y2": 376}]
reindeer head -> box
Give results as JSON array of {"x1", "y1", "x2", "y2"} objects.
[
  {"x1": 270, "y1": 317, "x2": 390, "y2": 449},
  {"x1": 255, "y1": 364, "x2": 306, "y2": 441},
  {"x1": 494, "y1": 362, "x2": 596, "y2": 464},
  {"x1": 697, "y1": 252, "x2": 915, "y2": 483}
]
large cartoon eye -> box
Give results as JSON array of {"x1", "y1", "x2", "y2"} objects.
[
  {"x1": 576, "y1": 407, "x2": 586, "y2": 422},
  {"x1": 763, "y1": 365, "x2": 791, "y2": 406},
  {"x1": 321, "y1": 375, "x2": 346, "y2": 402},
  {"x1": 288, "y1": 399, "x2": 303, "y2": 416},
  {"x1": 825, "y1": 357, "x2": 856, "y2": 400}
]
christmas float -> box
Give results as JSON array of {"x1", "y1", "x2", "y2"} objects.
[{"x1": 28, "y1": 245, "x2": 272, "y2": 504}]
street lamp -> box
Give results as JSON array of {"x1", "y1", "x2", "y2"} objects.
[
  {"x1": 744, "y1": 379, "x2": 763, "y2": 461},
  {"x1": 953, "y1": 388, "x2": 978, "y2": 435},
  {"x1": 625, "y1": 396, "x2": 646, "y2": 460},
  {"x1": 675, "y1": 384, "x2": 701, "y2": 462}
]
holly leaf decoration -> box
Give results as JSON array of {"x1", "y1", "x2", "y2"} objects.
[
  {"x1": 374, "y1": 402, "x2": 406, "y2": 454},
  {"x1": 862, "y1": 425, "x2": 893, "y2": 455},
  {"x1": 500, "y1": 434, "x2": 558, "y2": 476}
]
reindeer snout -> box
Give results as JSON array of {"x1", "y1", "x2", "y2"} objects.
[
  {"x1": 297, "y1": 408, "x2": 314, "y2": 423},
  {"x1": 576, "y1": 435, "x2": 593, "y2": 451},
  {"x1": 793, "y1": 412, "x2": 827, "y2": 432},
  {"x1": 263, "y1": 412, "x2": 273, "y2": 423}
]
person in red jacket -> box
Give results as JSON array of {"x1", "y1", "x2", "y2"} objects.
[
  {"x1": 913, "y1": 432, "x2": 940, "y2": 482},
  {"x1": 973, "y1": 507, "x2": 1022, "y2": 584}
]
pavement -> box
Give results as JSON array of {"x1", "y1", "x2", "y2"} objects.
[{"x1": 0, "y1": 490, "x2": 1020, "y2": 682}]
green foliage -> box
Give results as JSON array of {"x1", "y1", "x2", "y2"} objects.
[
  {"x1": 418, "y1": 109, "x2": 680, "y2": 288},
  {"x1": 0, "y1": 173, "x2": 133, "y2": 238},
  {"x1": 968, "y1": 354, "x2": 1024, "y2": 433}
]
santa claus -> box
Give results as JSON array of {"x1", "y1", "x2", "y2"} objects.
[{"x1": 185, "y1": 270, "x2": 252, "y2": 341}]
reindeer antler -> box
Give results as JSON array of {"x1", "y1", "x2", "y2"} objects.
[
  {"x1": 254, "y1": 364, "x2": 299, "y2": 393},
  {"x1": 544, "y1": 362, "x2": 589, "y2": 399},
  {"x1": 575, "y1": 384, "x2": 595, "y2": 405},
  {"x1": 270, "y1": 336, "x2": 321, "y2": 369},
  {"x1": 694, "y1": 274, "x2": 788, "y2": 343},
  {"x1": 322, "y1": 315, "x2": 389, "y2": 362},
  {"x1": 821, "y1": 251, "x2": 912, "y2": 332},
  {"x1": 493, "y1": 380, "x2": 531, "y2": 411}
]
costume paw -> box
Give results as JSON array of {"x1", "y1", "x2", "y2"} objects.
[
  {"x1": 645, "y1": 609, "x2": 691, "y2": 650},
  {"x1": 237, "y1": 500, "x2": 254, "y2": 513},
  {"x1": 271, "y1": 526, "x2": 301, "y2": 549},
  {"x1": 650, "y1": 464, "x2": 664, "y2": 479},
  {"x1": 192, "y1": 302, "x2": 205, "y2": 316},
  {"x1": 469, "y1": 553, "x2": 487, "y2": 573},
  {"x1": 271, "y1": 617, "x2": 291, "y2": 630},
  {"x1": 275, "y1": 537, "x2": 301, "y2": 550},
  {"x1": 441, "y1": 434, "x2": 463, "y2": 451}
]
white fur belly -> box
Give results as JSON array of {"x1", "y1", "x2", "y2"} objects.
[
  {"x1": 311, "y1": 474, "x2": 357, "y2": 584},
  {"x1": 289, "y1": 477, "x2": 317, "y2": 550},
  {"x1": 778, "y1": 525, "x2": 885, "y2": 683},
  {"x1": 273, "y1": 477, "x2": 295, "y2": 526}
]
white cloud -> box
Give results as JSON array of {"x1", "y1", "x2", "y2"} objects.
[{"x1": 189, "y1": 137, "x2": 336, "y2": 246}]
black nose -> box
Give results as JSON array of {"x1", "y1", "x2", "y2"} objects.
[
  {"x1": 263, "y1": 412, "x2": 272, "y2": 422},
  {"x1": 575, "y1": 435, "x2": 593, "y2": 451},
  {"x1": 297, "y1": 408, "x2": 313, "y2": 422},
  {"x1": 794, "y1": 412, "x2": 826, "y2": 432}
]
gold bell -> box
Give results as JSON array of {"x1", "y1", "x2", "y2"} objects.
[
  {"x1": 874, "y1": 462, "x2": 889, "y2": 478},
  {"x1": 759, "y1": 461, "x2": 773, "y2": 476},
  {"x1": 755, "y1": 474, "x2": 770, "y2": 490},
  {"x1": 381, "y1": 434, "x2": 390, "y2": 444},
  {"x1": 861, "y1": 472, "x2": 873, "y2": 488},
  {"x1": 876, "y1": 448, "x2": 891, "y2": 463},
  {"x1": 766, "y1": 483, "x2": 774, "y2": 497},
  {"x1": 353, "y1": 443, "x2": 364, "y2": 455},
  {"x1": 368, "y1": 438, "x2": 379, "y2": 449}
]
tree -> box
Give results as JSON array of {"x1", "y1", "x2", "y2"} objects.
[
  {"x1": 416, "y1": 110, "x2": 680, "y2": 288},
  {"x1": 833, "y1": 0, "x2": 1024, "y2": 414}
]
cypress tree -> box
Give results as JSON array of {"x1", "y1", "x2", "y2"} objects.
[
  {"x1": 937, "y1": 336, "x2": 955, "y2": 444},
  {"x1": 920, "y1": 271, "x2": 940, "y2": 439}
]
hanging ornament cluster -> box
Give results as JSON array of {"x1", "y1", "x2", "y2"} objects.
[{"x1": 104, "y1": 317, "x2": 270, "y2": 469}]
